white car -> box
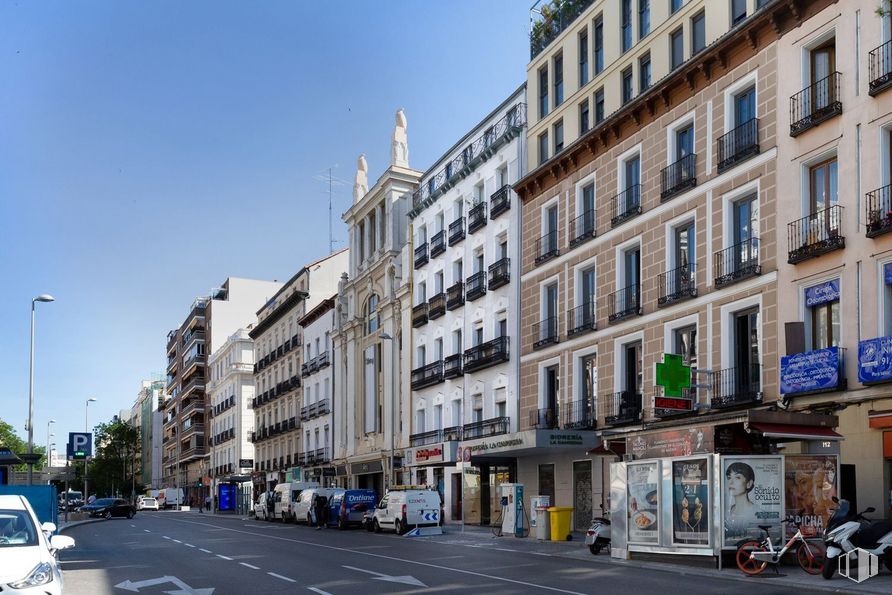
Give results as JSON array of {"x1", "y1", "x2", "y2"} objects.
[
  {"x1": 138, "y1": 497, "x2": 159, "y2": 511},
  {"x1": 0, "y1": 494, "x2": 75, "y2": 595}
]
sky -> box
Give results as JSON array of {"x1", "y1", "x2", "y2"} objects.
[{"x1": 0, "y1": 0, "x2": 529, "y2": 457}]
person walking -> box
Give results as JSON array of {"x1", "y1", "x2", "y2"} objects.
[{"x1": 314, "y1": 494, "x2": 327, "y2": 530}]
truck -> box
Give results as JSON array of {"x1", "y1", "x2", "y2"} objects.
[
  {"x1": 59, "y1": 489, "x2": 84, "y2": 511},
  {"x1": 158, "y1": 487, "x2": 184, "y2": 509}
]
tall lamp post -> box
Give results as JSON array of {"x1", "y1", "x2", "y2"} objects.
[
  {"x1": 27, "y1": 294, "x2": 55, "y2": 485},
  {"x1": 45, "y1": 419, "x2": 56, "y2": 471},
  {"x1": 84, "y1": 397, "x2": 97, "y2": 500}
]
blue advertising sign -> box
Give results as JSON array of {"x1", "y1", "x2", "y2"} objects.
[
  {"x1": 858, "y1": 336, "x2": 892, "y2": 384},
  {"x1": 804, "y1": 279, "x2": 840, "y2": 307},
  {"x1": 218, "y1": 484, "x2": 236, "y2": 511},
  {"x1": 780, "y1": 346, "x2": 841, "y2": 395},
  {"x1": 67, "y1": 432, "x2": 92, "y2": 459}
]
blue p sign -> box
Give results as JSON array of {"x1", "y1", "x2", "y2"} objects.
[{"x1": 68, "y1": 432, "x2": 92, "y2": 460}]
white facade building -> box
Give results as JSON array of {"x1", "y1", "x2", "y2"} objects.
[
  {"x1": 406, "y1": 86, "x2": 527, "y2": 522},
  {"x1": 298, "y1": 295, "x2": 336, "y2": 483}
]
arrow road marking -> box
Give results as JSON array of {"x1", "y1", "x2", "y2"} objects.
[
  {"x1": 267, "y1": 572, "x2": 296, "y2": 583},
  {"x1": 114, "y1": 575, "x2": 214, "y2": 594},
  {"x1": 342, "y1": 565, "x2": 428, "y2": 587}
]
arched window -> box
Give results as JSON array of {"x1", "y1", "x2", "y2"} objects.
[{"x1": 365, "y1": 294, "x2": 380, "y2": 334}]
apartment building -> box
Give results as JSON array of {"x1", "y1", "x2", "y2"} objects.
[
  {"x1": 405, "y1": 87, "x2": 527, "y2": 524},
  {"x1": 298, "y1": 296, "x2": 336, "y2": 484},
  {"x1": 516, "y1": 0, "x2": 834, "y2": 531},
  {"x1": 135, "y1": 379, "x2": 164, "y2": 490},
  {"x1": 249, "y1": 251, "x2": 346, "y2": 495},
  {"x1": 163, "y1": 277, "x2": 282, "y2": 504},
  {"x1": 775, "y1": 1, "x2": 892, "y2": 517},
  {"x1": 332, "y1": 111, "x2": 421, "y2": 495}
]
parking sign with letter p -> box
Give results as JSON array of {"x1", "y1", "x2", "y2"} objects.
[{"x1": 67, "y1": 432, "x2": 92, "y2": 460}]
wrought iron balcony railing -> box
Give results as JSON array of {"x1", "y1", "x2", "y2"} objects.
[
  {"x1": 603, "y1": 391, "x2": 642, "y2": 426},
  {"x1": 869, "y1": 39, "x2": 892, "y2": 96},
  {"x1": 490, "y1": 185, "x2": 511, "y2": 219},
  {"x1": 412, "y1": 302, "x2": 429, "y2": 328},
  {"x1": 462, "y1": 416, "x2": 509, "y2": 440},
  {"x1": 428, "y1": 292, "x2": 446, "y2": 319},
  {"x1": 568, "y1": 301, "x2": 597, "y2": 336},
  {"x1": 465, "y1": 271, "x2": 487, "y2": 301},
  {"x1": 446, "y1": 281, "x2": 464, "y2": 310},
  {"x1": 562, "y1": 399, "x2": 595, "y2": 429},
  {"x1": 411, "y1": 361, "x2": 444, "y2": 390},
  {"x1": 430, "y1": 230, "x2": 446, "y2": 257},
  {"x1": 866, "y1": 184, "x2": 892, "y2": 238},
  {"x1": 661, "y1": 154, "x2": 697, "y2": 201},
  {"x1": 717, "y1": 118, "x2": 760, "y2": 173},
  {"x1": 787, "y1": 205, "x2": 845, "y2": 264},
  {"x1": 533, "y1": 317, "x2": 559, "y2": 349},
  {"x1": 414, "y1": 243, "x2": 429, "y2": 269},
  {"x1": 608, "y1": 284, "x2": 641, "y2": 322},
  {"x1": 711, "y1": 364, "x2": 762, "y2": 409},
  {"x1": 448, "y1": 217, "x2": 465, "y2": 245},
  {"x1": 410, "y1": 429, "x2": 443, "y2": 447},
  {"x1": 610, "y1": 184, "x2": 642, "y2": 227},
  {"x1": 714, "y1": 238, "x2": 760, "y2": 288},
  {"x1": 658, "y1": 263, "x2": 697, "y2": 306},
  {"x1": 570, "y1": 208, "x2": 596, "y2": 247},
  {"x1": 535, "y1": 230, "x2": 559, "y2": 264},
  {"x1": 790, "y1": 72, "x2": 842, "y2": 137},
  {"x1": 463, "y1": 336, "x2": 509, "y2": 373},
  {"x1": 529, "y1": 407, "x2": 559, "y2": 429},
  {"x1": 488, "y1": 257, "x2": 510, "y2": 290},
  {"x1": 443, "y1": 425, "x2": 462, "y2": 442},
  {"x1": 444, "y1": 353, "x2": 463, "y2": 378},
  {"x1": 468, "y1": 202, "x2": 488, "y2": 233}
]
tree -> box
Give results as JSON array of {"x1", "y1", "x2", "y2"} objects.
[
  {"x1": 87, "y1": 418, "x2": 140, "y2": 500},
  {"x1": 0, "y1": 417, "x2": 47, "y2": 471}
]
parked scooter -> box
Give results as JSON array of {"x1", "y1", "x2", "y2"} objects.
[
  {"x1": 822, "y1": 497, "x2": 892, "y2": 579},
  {"x1": 585, "y1": 517, "x2": 611, "y2": 555}
]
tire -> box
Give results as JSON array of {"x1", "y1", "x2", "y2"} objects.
[
  {"x1": 822, "y1": 557, "x2": 836, "y2": 579},
  {"x1": 589, "y1": 544, "x2": 601, "y2": 555},
  {"x1": 374, "y1": 519, "x2": 382, "y2": 533},
  {"x1": 394, "y1": 519, "x2": 404, "y2": 536},
  {"x1": 365, "y1": 520, "x2": 375, "y2": 532},
  {"x1": 797, "y1": 541, "x2": 825, "y2": 575},
  {"x1": 104, "y1": 510, "x2": 112, "y2": 520},
  {"x1": 126, "y1": 510, "x2": 134, "y2": 520},
  {"x1": 735, "y1": 540, "x2": 768, "y2": 575},
  {"x1": 338, "y1": 517, "x2": 347, "y2": 531}
]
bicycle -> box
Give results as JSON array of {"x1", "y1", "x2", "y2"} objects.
[{"x1": 735, "y1": 515, "x2": 826, "y2": 575}]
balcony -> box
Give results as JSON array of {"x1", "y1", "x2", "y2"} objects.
[
  {"x1": 410, "y1": 429, "x2": 443, "y2": 447},
  {"x1": 603, "y1": 391, "x2": 642, "y2": 426},
  {"x1": 414, "y1": 243, "x2": 429, "y2": 269},
  {"x1": 570, "y1": 209, "x2": 596, "y2": 247},
  {"x1": 530, "y1": 0, "x2": 594, "y2": 59},
  {"x1": 712, "y1": 364, "x2": 762, "y2": 409},
  {"x1": 610, "y1": 184, "x2": 642, "y2": 228},
  {"x1": 181, "y1": 421, "x2": 205, "y2": 438},
  {"x1": 184, "y1": 298, "x2": 207, "y2": 330},
  {"x1": 428, "y1": 292, "x2": 446, "y2": 319},
  {"x1": 869, "y1": 40, "x2": 892, "y2": 96},
  {"x1": 866, "y1": 184, "x2": 892, "y2": 238},
  {"x1": 529, "y1": 407, "x2": 558, "y2": 429},
  {"x1": 412, "y1": 302, "x2": 429, "y2": 328},
  {"x1": 462, "y1": 416, "x2": 509, "y2": 440},
  {"x1": 180, "y1": 398, "x2": 205, "y2": 419},
  {"x1": 167, "y1": 329, "x2": 178, "y2": 354},
  {"x1": 167, "y1": 355, "x2": 178, "y2": 374},
  {"x1": 535, "y1": 231, "x2": 559, "y2": 264},
  {"x1": 787, "y1": 206, "x2": 845, "y2": 264},
  {"x1": 446, "y1": 281, "x2": 465, "y2": 310},
  {"x1": 717, "y1": 118, "x2": 760, "y2": 173},
  {"x1": 463, "y1": 336, "x2": 509, "y2": 373},
  {"x1": 443, "y1": 425, "x2": 462, "y2": 442},
  {"x1": 533, "y1": 317, "x2": 559, "y2": 349},
  {"x1": 430, "y1": 230, "x2": 446, "y2": 257},
  {"x1": 287, "y1": 416, "x2": 299, "y2": 430},
  {"x1": 318, "y1": 398, "x2": 331, "y2": 416},
  {"x1": 300, "y1": 405, "x2": 312, "y2": 421},
  {"x1": 608, "y1": 284, "x2": 641, "y2": 323},
  {"x1": 316, "y1": 352, "x2": 330, "y2": 369},
  {"x1": 714, "y1": 239, "x2": 760, "y2": 288},
  {"x1": 301, "y1": 361, "x2": 312, "y2": 377},
  {"x1": 562, "y1": 399, "x2": 595, "y2": 430},
  {"x1": 488, "y1": 257, "x2": 510, "y2": 290},
  {"x1": 490, "y1": 185, "x2": 511, "y2": 219},
  {"x1": 448, "y1": 217, "x2": 465, "y2": 246},
  {"x1": 790, "y1": 72, "x2": 842, "y2": 137},
  {"x1": 658, "y1": 264, "x2": 697, "y2": 307},
  {"x1": 315, "y1": 447, "x2": 330, "y2": 464},
  {"x1": 568, "y1": 301, "x2": 597, "y2": 337},
  {"x1": 411, "y1": 361, "x2": 444, "y2": 390},
  {"x1": 661, "y1": 154, "x2": 697, "y2": 201},
  {"x1": 180, "y1": 374, "x2": 206, "y2": 399},
  {"x1": 182, "y1": 353, "x2": 206, "y2": 375},
  {"x1": 468, "y1": 202, "x2": 487, "y2": 233},
  {"x1": 443, "y1": 353, "x2": 463, "y2": 378},
  {"x1": 180, "y1": 445, "x2": 207, "y2": 460},
  {"x1": 465, "y1": 271, "x2": 487, "y2": 301},
  {"x1": 182, "y1": 329, "x2": 205, "y2": 352}
]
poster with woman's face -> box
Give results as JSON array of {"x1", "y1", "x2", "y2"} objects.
[
  {"x1": 722, "y1": 457, "x2": 783, "y2": 547},
  {"x1": 672, "y1": 458, "x2": 709, "y2": 546},
  {"x1": 784, "y1": 455, "x2": 838, "y2": 538},
  {"x1": 627, "y1": 461, "x2": 659, "y2": 544}
]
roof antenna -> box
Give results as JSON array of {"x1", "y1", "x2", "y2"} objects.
[{"x1": 314, "y1": 166, "x2": 349, "y2": 254}]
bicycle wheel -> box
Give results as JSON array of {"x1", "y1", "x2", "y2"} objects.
[
  {"x1": 797, "y1": 540, "x2": 826, "y2": 575},
  {"x1": 736, "y1": 540, "x2": 769, "y2": 575}
]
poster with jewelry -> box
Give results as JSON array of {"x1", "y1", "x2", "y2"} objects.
[
  {"x1": 672, "y1": 458, "x2": 710, "y2": 545},
  {"x1": 721, "y1": 456, "x2": 783, "y2": 547}
]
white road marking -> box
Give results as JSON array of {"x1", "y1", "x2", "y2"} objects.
[
  {"x1": 216, "y1": 554, "x2": 233, "y2": 560},
  {"x1": 342, "y1": 565, "x2": 427, "y2": 587},
  {"x1": 307, "y1": 588, "x2": 333, "y2": 595},
  {"x1": 172, "y1": 539, "x2": 182, "y2": 543},
  {"x1": 130, "y1": 524, "x2": 136, "y2": 527},
  {"x1": 268, "y1": 572, "x2": 296, "y2": 583},
  {"x1": 531, "y1": 552, "x2": 553, "y2": 557},
  {"x1": 185, "y1": 543, "x2": 195, "y2": 548},
  {"x1": 493, "y1": 548, "x2": 517, "y2": 552},
  {"x1": 240, "y1": 562, "x2": 260, "y2": 570},
  {"x1": 200, "y1": 548, "x2": 212, "y2": 553},
  {"x1": 163, "y1": 536, "x2": 171, "y2": 540},
  {"x1": 143, "y1": 529, "x2": 151, "y2": 533}
]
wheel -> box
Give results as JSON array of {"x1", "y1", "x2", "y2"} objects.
[
  {"x1": 338, "y1": 517, "x2": 347, "y2": 531},
  {"x1": 126, "y1": 510, "x2": 134, "y2": 520},
  {"x1": 797, "y1": 541, "x2": 825, "y2": 575},
  {"x1": 373, "y1": 519, "x2": 381, "y2": 533},
  {"x1": 735, "y1": 540, "x2": 768, "y2": 575},
  {"x1": 394, "y1": 519, "x2": 404, "y2": 535},
  {"x1": 365, "y1": 519, "x2": 375, "y2": 532},
  {"x1": 822, "y1": 556, "x2": 836, "y2": 579},
  {"x1": 589, "y1": 544, "x2": 601, "y2": 555}
]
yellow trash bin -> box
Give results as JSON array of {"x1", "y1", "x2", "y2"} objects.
[{"x1": 548, "y1": 506, "x2": 574, "y2": 541}]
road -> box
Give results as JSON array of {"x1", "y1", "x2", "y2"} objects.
[{"x1": 59, "y1": 511, "x2": 803, "y2": 594}]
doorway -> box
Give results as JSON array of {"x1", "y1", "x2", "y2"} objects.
[{"x1": 573, "y1": 460, "x2": 593, "y2": 531}]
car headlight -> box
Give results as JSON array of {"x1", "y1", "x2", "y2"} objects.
[{"x1": 8, "y1": 562, "x2": 54, "y2": 588}]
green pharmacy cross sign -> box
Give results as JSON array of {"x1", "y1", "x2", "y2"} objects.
[{"x1": 655, "y1": 353, "x2": 692, "y2": 398}]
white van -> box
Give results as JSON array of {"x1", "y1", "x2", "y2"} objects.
[
  {"x1": 254, "y1": 491, "x2": 271, "y2": 520},
  {"x1": 293, "y1": 487, "x2": 338, "y2": 524},
  {"x1": 273, "y1": 482, "x2": 319, "y2": 522},
  {"x1": 370, "y1": 488, "x2": 441, "y2": 535}
]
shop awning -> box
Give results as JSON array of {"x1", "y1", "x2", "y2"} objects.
[{"x1": 748, "y1": 422, "x2": 843, "y2": 441}]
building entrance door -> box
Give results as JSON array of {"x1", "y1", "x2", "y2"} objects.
[{"x1": 573, "y1": 460, "x2": 593, "y2": 531}]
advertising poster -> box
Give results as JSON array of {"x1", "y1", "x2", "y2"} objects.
[
  {"x1": 672, "y1": 458, "x2": 709, "y2": 545},
  {"x1": 784, "y1": 455, "x2": 838, "y2": 538},
  {"x1": 627, "y1": 426, "x2": 713, "y2": 459},
  {"x1": 627, "y1": 462, "x2": 659, "y2": 544},
  {"x1": 722, "y1": 457, "x2": 783, "y2": 547}
]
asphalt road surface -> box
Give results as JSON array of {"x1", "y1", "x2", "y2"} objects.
[{"x1": 59, "y1": 511, "x2": 804, "y2": 594}]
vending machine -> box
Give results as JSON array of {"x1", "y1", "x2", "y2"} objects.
[{"x1": 500, "y1": 483, "x2": 525, "y2": 537}]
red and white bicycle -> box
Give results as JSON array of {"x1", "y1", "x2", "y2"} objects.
[{"x1": 735, "y1": 515, "x2": 826, "y2": 575}]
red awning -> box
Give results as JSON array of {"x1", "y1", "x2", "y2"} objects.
[{"x1": 749, "y1": 422, "x2": 843, "y2": 441}]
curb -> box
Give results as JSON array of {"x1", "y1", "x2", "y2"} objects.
[{"x1": 58, "y1": 518, "x2": 105, "y2": 533}]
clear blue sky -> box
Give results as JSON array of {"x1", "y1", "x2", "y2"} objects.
[{"x1": 0, "y1": 0, "x2": 529, "y2": 454}]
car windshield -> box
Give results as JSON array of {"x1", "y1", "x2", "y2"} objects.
[{"x1": 0, "y1": 510, "x2": 38, "y2": 547}]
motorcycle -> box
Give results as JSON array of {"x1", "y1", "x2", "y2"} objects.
[
  {"x1": 822, "y1": 497, "x2": 892, "y2": 579},
  {"x1": 585, "y1": 517, "x2": 611, "y2": 555}
]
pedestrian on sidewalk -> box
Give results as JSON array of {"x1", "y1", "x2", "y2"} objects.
[
  {"x1": 314, "y1": 494, "x2": 327, "y2": 530},
  {"x1": 205, "y1": 495, "x2": 211, "y2": 512}
]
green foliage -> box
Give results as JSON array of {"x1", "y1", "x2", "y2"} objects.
[
  {"x1": 0, "y1": 418, "x2": 47, "y2": 471},
  {"x1": 87, "y1": 418, "x2": 140, "y2": 498}
]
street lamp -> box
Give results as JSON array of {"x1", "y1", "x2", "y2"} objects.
[
  {"x1": 84, "y1": 397, "x2": 97, "y2": 500},
  {"x1": 46, "y1": 419, "x2": 56, "y2": 469},
  {"x1": 27, "y1": 294, "x2": 55, "y2": 485}
]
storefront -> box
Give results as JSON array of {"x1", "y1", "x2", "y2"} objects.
[
  {"x1": 349, "y1": 459, "x2": 385, "y2": 495},
  {"x1": 405, "y1": 442, "x2": 458, "y2": 520}
]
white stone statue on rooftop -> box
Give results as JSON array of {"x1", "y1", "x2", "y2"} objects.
[
  {"x1": 353, "y1": 154, "x2": 368, "y2": 203},
  {"x1": 391, "y1": 108, "x2": 409, "y2": 167}
]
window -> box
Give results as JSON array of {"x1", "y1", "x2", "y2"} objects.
[
  {"x1": 497, "y1": 317, "x2": 508, "y2": 338},
  {"x1": 357, "y1": 221, "x2": 365, "y2": 263},
  {"x1": 734, "y1": 86, "x2": 756, "y2": 127},
  {"x1": 623, "y1": 154, "x2": 641, "y2": 195},
  {"x1": 594, "y1": 15, "x2": 604, "y2": 73},
  {"x1": 473, "y1": 325, "x2": 484, "y2": 346},
  {"x1": 579, "y1": 30, "x2": 589, "y2": 86},
  {"x1": 731, "y1": 0, "x2": 746, "y2": 25},
  {"x1": 580, "y1": 353, "x2": 597, "y2": 404},
  {"x1": 417, "y1": 345, "x2": 426, "y2": 367},
  {"x1": 554, "y1": 54, "x2": 564, "y2": 106},
  {"x1": 446, "y1": 162, "x2": 453, "y2": 179},
  {"x1": 474, "y1": 251, "x2": 485, "y2": 273},
  {"x1": 671, "y1": 0, "x2": 683, "y2": 14},
  {"x1": 808, "y1": 285, "x2": 840, "y2": 350},
  {"x1": 594, "y1": 88, "x2": 604, "y2": 123},
  {"x1": 417, "y1": 281, "x2": 426, "y2": 304},
  {"x1": 691, "y1": 12, "x2": 706, "y2": 54},
  {"x1": 496, "y1": 401, "x2": 506, "y2": 418},
  {"x1": 733, "y1": 307, "x2": 760, "y2": 380},
  {"x1": 639, "y1": 0, "x2": 650, "y2": 39},
  {"x1": 623, "y1": 245, "x2": 641, "y2": 291},
  {"x1": 539, "y1": 66, "x2": 549, "y2": 118},
  {"x1": 621, "y1": 0, "x2": 632, "y2": 53},
  {"x1": 544, "y1": 283, "x2": 559, "y2": 329},
  {"x1": 539, "y1": 132, "x2": 549, "y2": 165},
  {"x1": 581, "y1": 266, "x2": 596, "y2": 315},
  {"x1": 809, "y1": 158, "x2": 838, "y2": 213},
  {"x1": 639, "y1": 53, "x2": 651, "y2": 92},
  {"x1": 452, "y1": 329, "x2": 462, "y2": 354},
  {"x1": 674, "y1": 220, "x2": 695, "y2": 268},
  {"x1": 622, "y1": 67, "x2": 634, "y2": 104},
  {"x1": 579, "y1": 99, "x2": 590, "y2": 134},
  {"x1": 415, "y1": 410, "x2": 425, "y2": 434},
  {"x1": 365, "y1": 294, "x2": 380, "y2": 334},
  {"x1": 545, "y1": 204, "x2": 558, "y2": 252},
  {"x1": 675, "y1": 122, "x2": 694, "y2": 161},
  {"x1": 434, "y1": 270, "x2": 444, "y2": 294},
  {"x1": 434, "y1": 404, "x2": 443, "y2": 430},
  {"x1": 434, "y1": 338, "x2": 443, "y2": 361},
  {"x1": 810, "y1": 40, "x2": 837, "y2": 110},
  {"x1": 452, "y1": 401, "x2": 462, "y2": 426},
  {"x1": 671, "y1": 28, "x2": 684, "y2": 69},
  {"x1": 369, "y1": 211, "x2": 376, "y2": 251},
  {"x1": 674, "y1": 325, "x2": 697, "y2": 367},
  {"x1": 474, "y1": 182, "x2": 485, "y2": 204},
  {"x1": 554, "y1": 119, "x2": 564, "y2": 154},
  {"x1": 498, "y1": 236, "x2": 508, "y2": 260},
  {"x1": 453, "y1": 259, "x2": 463, "y2": 283},
  {"x1": 623, "y1": 341, "x2": 643, "y2": 395},
  {"x1": 543, "y1": 364, "x2": 559, "y2": 413}
]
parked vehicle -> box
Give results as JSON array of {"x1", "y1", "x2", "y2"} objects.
[
  {"x1": 585, "y1": 517, "x2": 611, "y2": 555},
  {"x1": 821, "y1": 498, "x2": 892, "y2": 579},
  {"x1": 138, "y1": 497, "x2": 159, "y2": 511},
  {"x1": 159, "y1": 488, "x2": 184, "y2": 509},
  {"x1": 272, "y1": 482, "x2": 319, "y2": 522},
  {"x1": 78, "y1": 498, "x2": 136, "y2": 519},
  {"x1": 735, "y1": 514, "x2": 825, "y2": 575},
  {"x1": 293, "y1": 487, "x2": 338, "y2": 524},
  {"x1": 370, "y1": 487, "x2": 441, "y2": 535},
  {"x1": 58, "y1": 490, "x2": 83, "y2": 512},
  {"x1": 254, "y1": 492, "x2": 272, "y2": 521},
  {"x1": 0, "y1": 494, "x2": 76, "y2": 595},
  {"x1": 330, "y1": 489, "x2": 377, "y2": 529}
]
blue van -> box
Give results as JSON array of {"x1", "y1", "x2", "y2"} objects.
[{"x1": 329, "y1": 489, "x2": 377, "y2": 529}]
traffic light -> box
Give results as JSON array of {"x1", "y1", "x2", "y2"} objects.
[{"x1": 198, "y1": 479, "x2": 203, "y2": 488}]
